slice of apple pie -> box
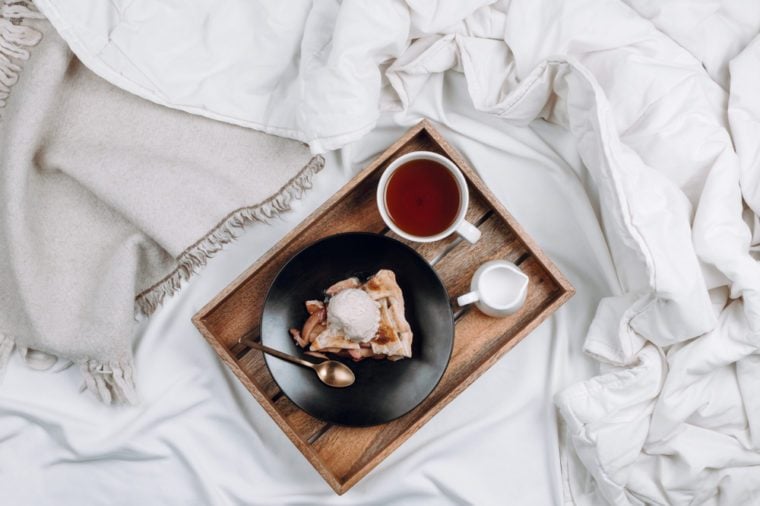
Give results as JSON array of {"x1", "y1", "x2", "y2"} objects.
[{"x1": 289, "y1": 269, "x2": 413, "y2": 361}]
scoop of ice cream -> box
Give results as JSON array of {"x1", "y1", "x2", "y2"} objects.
[{"x1": 327, "y1": 288, "x2": 380, "y2": 343}]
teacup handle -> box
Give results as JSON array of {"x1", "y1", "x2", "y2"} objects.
[
  {"x1": 456, "y1": 220, "x2": 481, "y2": 244},
  {"x1": 457, "y1": 291, "x2": 480, "y2": 307}
]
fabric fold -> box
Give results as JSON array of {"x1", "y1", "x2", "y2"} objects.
[
  {"x1": 0, "y1": 11, "x2": 323, "y2": 404},
  {"x1": 9, "y1": 0, "x2": 760, "y2": 502}
]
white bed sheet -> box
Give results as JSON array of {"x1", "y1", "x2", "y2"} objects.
[{"x1": 0, "y1": 73, "x2": 613, "y2": 505}]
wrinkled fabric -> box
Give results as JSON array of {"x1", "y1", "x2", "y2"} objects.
[
  {"x1": 0, "y1": 10, "x2": 320, "y2": 403},
  {"x1": 0, "y1": 102, "x2": 607, "y2": 505},
  {"x1": 27, "y1": 0, "x2": 760, "y2": 503}
]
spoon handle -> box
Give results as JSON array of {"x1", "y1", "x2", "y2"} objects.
[{"x1": 241, "y1": 338, "x2": 316, "y2": 370}]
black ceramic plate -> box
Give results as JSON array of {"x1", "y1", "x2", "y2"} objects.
[{"x1": 260, "y1": 232, "x2": 454, "y2": 427}]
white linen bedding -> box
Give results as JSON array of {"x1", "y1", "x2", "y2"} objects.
[
  {"x1": 0, "y1": 103, "x2": 607, "y2": 504},
  {"x1": 4, "y1": 0, "x2": 760, "y2": 504}
]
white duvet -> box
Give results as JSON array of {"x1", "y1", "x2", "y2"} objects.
[{"x1": 12, "y1": 0, "x2": 760, "y2": 504}]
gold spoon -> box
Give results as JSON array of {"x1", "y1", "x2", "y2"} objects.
[{"x1": 241, "y1": 338, "x2": 355, "y2": 388}]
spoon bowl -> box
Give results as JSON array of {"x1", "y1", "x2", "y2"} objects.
[{"x1": 315, "y1": 360, "x2": 356, "y2": 388}]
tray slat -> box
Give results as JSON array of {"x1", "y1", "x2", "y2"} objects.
[
  {"x1": 193, "y1": 120, "x2": 574, "y2": 494},
  {"x1": 274, "y1": 396, "x2": 329, "y2": 441},
  {"x1": 237, "y1": 349, "x2": 280, "y2": 400}
]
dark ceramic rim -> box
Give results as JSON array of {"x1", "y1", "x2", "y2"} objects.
[{"x1": 259, "y1": 231, "x2": 455, "y2": 427}]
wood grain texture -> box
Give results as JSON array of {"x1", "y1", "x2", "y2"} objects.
[
  {"x1": 191, "y1": 119, "x2": 574, "y2": 495},
  {"x1": 237, "y1": 349, "x2": 280, "y2": 400},
  {"x1": 274, "y1": 396, "x2": 330, "y2": 442}
]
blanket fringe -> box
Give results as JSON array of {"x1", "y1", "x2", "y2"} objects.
[
  {"x1": 0, "y1": 1, "x2": 43, "y2": 110},
  {"x1": 1, "y1": 333, "x2": 137, "y2": 405},
  {"x1": 79, "y1": 358, "x2": 137, "y2": 405},
  {"x1": 135, "y1": 154, "x2": 325, "y2": 316}
]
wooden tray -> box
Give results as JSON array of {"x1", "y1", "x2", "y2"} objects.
[{"x1": 192, "y1": 120, "x2": 574, "y2": 494}]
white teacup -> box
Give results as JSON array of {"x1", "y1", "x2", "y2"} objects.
[
  {"x1": 456, "y1": 260, "x2": 529, "y2": 317},
  {"x1": 376, "y1": 151, "x2": 481, "y2": 244}
]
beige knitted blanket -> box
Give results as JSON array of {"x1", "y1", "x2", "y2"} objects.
[{"x1": 0, "y1": 3, "x2": 323, "y2": 403}]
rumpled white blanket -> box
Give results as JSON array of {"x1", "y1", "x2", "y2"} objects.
[{"x1": 30, "y1": 0, "x2": 760, "y2": 503}]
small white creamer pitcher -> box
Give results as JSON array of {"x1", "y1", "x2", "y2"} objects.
[{"x1": 456, "y1": 260, "x2": 529, "y2": 317}]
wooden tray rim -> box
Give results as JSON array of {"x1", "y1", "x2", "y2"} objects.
[{"x1": 192, "y1": 119, "x2": 574, "y2": 494}]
